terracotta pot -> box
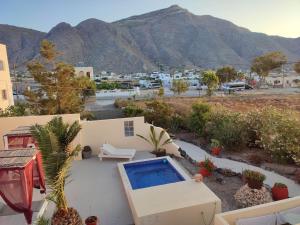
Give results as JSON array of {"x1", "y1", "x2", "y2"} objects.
[
  {"x1": 199, "y1": 168, "x2": 212, "y2": 177},
  {"x1": 193, "y1": 174, "x2": 203, "y2": 182},
  {"x1": 272, "y1": 186, "x2": 289, "y2": 201},
  {"x1": 246, "y1": 179, "x2": 263, "y2": 189},
  {"x1": 153, "y1": 149, "x2": 166, "y2": 157},
  {"x1": 211, "y1": 147, "x2": 221, "y2": 156},
  {"x1": 85, "y1": 216, "x2": 98, "y2": 225}
]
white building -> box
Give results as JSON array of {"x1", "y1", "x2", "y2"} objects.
[
  {"x1": 0, "y1": 44, "x2": 14, "y2": 110},
  {"x1": 266, "y1": 72, "x2": 300, "y2": 88},
  {"x1": 74, "y1": 67, "x2": 94, "y2": 80},
  {"x1": 158, "y1": 73, "x2": 171, "y2": 86},
  {"x1": 173, "y1": 73, "x2": 183, "y2": 80}
]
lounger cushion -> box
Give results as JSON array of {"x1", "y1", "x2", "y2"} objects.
[{"x1": 101, "y1": 144, "x2": 136, "y2": 157}]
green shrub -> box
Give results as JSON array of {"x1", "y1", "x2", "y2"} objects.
[
  {"x1": 114, "y1": 98, "x2": 129, "y2": 108},
  {"x1": 245, "y1": 107, "x2": 300, "y2": 164},
  {"x1": 97, "y1": 82, "x2": 121, "y2": 90},
  {"x1": 243, "y1": 169, "x2": 266, "y2": 183},
  {"x1": 210, "y1": 139, "x2": 221, "y2": 148},
  {"x1": 188, "y1": 102, "x2": 211, "y2": 136},
  {"x1": 169, "y1": 114, "x2": 184, "y2": 132},
  {"x1": 80, "y1": 111, "x2": 95, "y2": 121},
  {"x1": 124, "y1": 104, "x2": 144, "y2": 117},
  {"x1": 205, "y1": 108, "x2": 246, "y2": 149},
  {"x1": 144, "y1": 100, "x2": 173, "y2": 128},
  {"x1": 35, "y1": 216, "x2": 50, "y2": 225},
  {"x1": 0, "y1": 103, "x2": 29, "y2": 117},
  {"x1": 273, "y1": 182, "x2": 287, "y2": 188}
]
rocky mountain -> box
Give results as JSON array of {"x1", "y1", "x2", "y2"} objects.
[{"x1": 0, "y1": 5, "x2": 300, "y2": 73}]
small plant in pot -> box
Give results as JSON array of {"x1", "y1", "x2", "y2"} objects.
[
  {"x1": 82, "y1": 146, "x2": 92, "y2": 159},
  {"x1": 272, "y1": 183, "x2": 289, "y2": 201},
  {"x1": 210, "y1": 139, "x2": 222, "y2": 156},
  {"x1": 199, "y1": 158, "x2": 215, "y2": 177},
  {"x1": 137, "y1": 125, "x2": 172, "y2": 157},
  {"x1": 85, "y1": 216, "x2": 98, "y2": 225},
  {"x1": 243, "y1": 169, "x2": 266, "y2": 189}
]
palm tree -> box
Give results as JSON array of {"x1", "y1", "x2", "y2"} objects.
[
  {"x1": 137, "y1": 125, "x2": 172, "y2": 156},
  {"x1": 31, "y1": 117, "x2": 83, "y2": 225}
]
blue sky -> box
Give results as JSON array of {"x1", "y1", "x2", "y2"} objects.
[{"x1": 1, "y1": 0, "x2": 300, "y2": 38}]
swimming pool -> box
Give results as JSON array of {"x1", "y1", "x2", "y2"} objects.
[
  {"x1": 124, "y1": 158, "x2": 185, "y2": 190},
  {"x1": 118, "y1": 157, "x2": 221, "y2": 225}
]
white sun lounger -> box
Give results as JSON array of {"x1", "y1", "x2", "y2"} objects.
[{"x1": 98, "y1": 144, "x2": 136, "y2": 161}]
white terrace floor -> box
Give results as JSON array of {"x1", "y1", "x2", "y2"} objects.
[{"x1": 45, "y1": 151, "x2": 155, "y2": 225}]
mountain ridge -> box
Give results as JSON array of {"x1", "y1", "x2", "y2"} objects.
[{"x1": 0, "y1": 5, "x2": 299, "y2": 73}]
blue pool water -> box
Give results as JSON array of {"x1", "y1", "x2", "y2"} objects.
[{"x1": 124, "y1": 158, "x2": 185, "y2": 190}]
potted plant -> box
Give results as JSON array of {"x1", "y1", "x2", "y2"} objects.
[
  {"x1": 243, "y1": 169, "x2": 266, "y2": 189},
  {"x1": 31, "y1": 117, "x2": 83, "y2": 225},
  {"x1": 210, "y1": 139, "x2": 221, "y2": 156},
  {"x1": 272, "y1": 183, "x2": 289, "y2": 201},
  {"x1": 199, "y1": 158, "x2": 215, "y2": 177},
  {"x1": 85, "y1": 216, "x2": 98, "y2": 225},
  {"x1": 82, "y1": 146, "x2": 92, "y2": 159},
  {"x1": 137, "y1": 125, "x2": 172, "y2": 157}
]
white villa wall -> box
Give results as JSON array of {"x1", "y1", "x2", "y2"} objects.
[
  {"x1": 0, "y1": 114, "x2": 81, "y2": 158},
  {"x1": 0, "y1": 115, "x2": 180, "y2": 158},
  {"x1": 80, "y1": 117, "x2": 180, "y2": 157},
  {"x1": 74, "y1": 67, "x2": 94, "y2": 80},
  {"x1": 214, "y1": 196, "x2": 300, "y2": 225},
  {"x1": 266, "y1": 75, "x2": 300, "y2": 87},
  {"x1": 0, "y1": 44, "x2": 14, "y2": 110}
]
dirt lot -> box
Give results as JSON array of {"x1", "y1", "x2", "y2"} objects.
[
  {"x1": 156, "y1": 93, "x2": 300, "y2": 115},
  {"x1": 132, "y1": 93, "x2": 300, "y2": 181}
]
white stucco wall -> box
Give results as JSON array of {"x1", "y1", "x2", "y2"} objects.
[
  {"x1": 214, "y1": 196, "x2": 300, "y2": 225},
  {"x1": 0, "y1": 44, "x2": 14, "y2": 110},
  {"x1": 80, "y1": 117, "x2": 180, "y2": 157},
  {"x1": 74, "y1": 67, "x2": 94, "y2": 80},
  {"x1": 0, "y1": 115, "x2": 180, "y2": 157},
  {"x1": 0, "y1": 114, "x2": 81, "y2": 149}
]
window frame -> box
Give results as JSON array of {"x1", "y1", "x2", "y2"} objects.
[
  {"x1": 124, "y1": 120, "x2": 134, "y2": 137},
  {"x1": 2, "y1": 89, "x2": 7, "y2": 100},
  {"x1": 0, "y1": 60, "x2": 4, "y2": 71}
]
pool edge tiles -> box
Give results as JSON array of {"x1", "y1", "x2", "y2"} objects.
[
  {"x1": 118, "y1": 156, "x2": 222, "y2": 225},
  {"x1": 123, "y1": 158, "x2": 186, "y2": 190}
]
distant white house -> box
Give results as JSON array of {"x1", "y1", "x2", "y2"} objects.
[
  {"x1": 266, "y1": 72, "x2": 300, "y2": 88},
  {"x1": 158, "y1": 73, "x2": 171, "y2": 86},
  {"x1": 173, "y1": 73, "x2": 183, "y2": 80},
  {"x1": 74, "y1": 67, "x2": 94, "y2": 80},
  {"x1": 150, "y1": 72, "x2": 159, "y2": 79}
]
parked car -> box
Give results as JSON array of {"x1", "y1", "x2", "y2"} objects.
[{"x1": 221, "y1": 82, "x2": 246, "y2": 92}]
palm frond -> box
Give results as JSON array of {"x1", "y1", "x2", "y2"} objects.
[
  {"x1": 30, "y1": 116, "x2": 81, "y2": 211},
  {"x1": 136, "y1": 134, "x2": 152, "y2": 145},
  {"x1": 158, "y1": 130, "x2": 165, "y2": 143},
  {"x1": 161, "y1": 138, "x2": 172, "y2": 146},
  {"x1": 137, "y1": 125, "x2": 173, "y2": 152}
]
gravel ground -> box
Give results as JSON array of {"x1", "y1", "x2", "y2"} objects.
[{"x1": 177, "y1": 157, "x2": 243, "y2": 212}]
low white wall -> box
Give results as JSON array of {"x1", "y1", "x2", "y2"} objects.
[
  {"x1": 80, "y1": 117, "x2": 181, "y2": 157},
  {"x1": 0, "y1": 114, "x2": 81, "y2": 149},
  {"x1": 0, "y1": 115, "x2": 180, "y2": 158},
  {"x1": 214, "y1": 196, "x2": 300, "y2": 225}
]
